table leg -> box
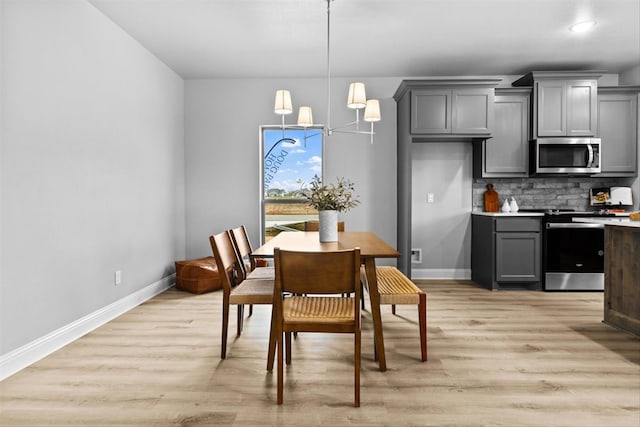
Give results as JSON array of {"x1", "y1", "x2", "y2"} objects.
[{"x1": 364, "y1": 258, "x2": 386, "y2": 371}]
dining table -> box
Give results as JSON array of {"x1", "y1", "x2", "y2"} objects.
[{"x1": 251, "y1": 231, "x2": 400, "y2": 371}]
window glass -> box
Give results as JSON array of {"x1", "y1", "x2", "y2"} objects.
[{"x1": 260, "y1": 126, "x2": 324, "y2": 242}]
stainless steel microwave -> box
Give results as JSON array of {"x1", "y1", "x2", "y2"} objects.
[{"x1": 530, "y1": 138, "x2": 601, "y2": 175}]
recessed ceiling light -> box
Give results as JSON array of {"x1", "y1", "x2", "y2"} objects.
[{"x1": 570, "y1": 20, "x2": 596, "y2": 33}]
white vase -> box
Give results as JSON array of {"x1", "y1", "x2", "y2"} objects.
[
  {"x1": 501, "y1": 200, "x2": 511, "y2": 212},
  {"x1": 318, "y1": 210, "x2": 338, "y2": 242},
  {"x1": 510, "y1": 197, "x2": 519, "y2": 212}
]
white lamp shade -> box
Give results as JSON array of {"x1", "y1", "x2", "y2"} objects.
[
  {"x1": 297, "y1": 106, "x2": 314, "y2": 127},
  {"x1": 364, "y1": 99, "x2": 381, "y2": 122},
  {"x1": 347, "y1": 82, "x2": 367, "y2": 109},
  {"x1": 274, "y1": 89, "x2": 293, "y2": 115}
]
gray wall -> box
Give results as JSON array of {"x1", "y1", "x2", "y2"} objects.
[
  {"x1": 411, "y1": 143, "x2": 472, "y2": 278},
  {"x1": 184, "y1": 77, "x2": 399, "y2": 259},
  {"x1": 0, "y1": 0, "x2": 185, "y2": 354}
]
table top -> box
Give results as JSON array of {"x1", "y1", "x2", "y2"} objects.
[{"x1": 252, "y1": 231, "x2": 400, "y2": 258}]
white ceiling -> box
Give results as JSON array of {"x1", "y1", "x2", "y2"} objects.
[{"x1": 88, "y1": 0, "x2": 640, "y2": 79}]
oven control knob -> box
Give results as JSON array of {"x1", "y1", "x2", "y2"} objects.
[{"x1": 598, "y1": 250, "x2": 604, "y2": 257}]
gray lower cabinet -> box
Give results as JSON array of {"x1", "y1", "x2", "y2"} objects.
[
  {"x1": 596, "y1": 86, "x2": 639, "y2": 177},
  {"x1": 472, "y1": 215, "x2": 542, "y2": 290},
  {"x1": 473, "y1": 88, "x2": 530, "y2": 177}
]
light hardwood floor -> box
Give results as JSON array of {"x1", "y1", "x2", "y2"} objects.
[{"x1": 1, "y1": 281, "x2": 638, "y2": 426}]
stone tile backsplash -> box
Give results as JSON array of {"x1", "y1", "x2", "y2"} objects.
[{"x1": 473, "y1": 177, "x2": 635, "y2": 211}]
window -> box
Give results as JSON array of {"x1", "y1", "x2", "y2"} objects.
[{"x1": 260, "y1": 126, "x2": 324, "y2": 242}]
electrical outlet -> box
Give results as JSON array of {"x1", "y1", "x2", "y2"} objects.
[
  {"x1": 427, "y1": 193, "x2": 434, "y2": 203},
  {"x1": 114, "y1": 270, "x2": 122, "y2": 285},
  {"x1": 411, "y1": 248, "x2": 422, "y2": 263}
]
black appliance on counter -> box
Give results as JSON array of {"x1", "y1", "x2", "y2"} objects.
[{"x1": 519, "y1": 208, "x2": 625, "y2": 291}]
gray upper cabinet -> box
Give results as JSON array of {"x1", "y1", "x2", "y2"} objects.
[
  {"x1": 474, "y1": 88, "x2": 530, "y2": 177},
  {"x1": 566, "y1": 80, "x2": 598, "y2": 136},
  {"x1": 513, "y1": 71, "x2": 601, "y2": 138},
  {"x1": 411, "y1": 87, "x2": 494, "y2": 135},
  {"x1": 596, "y1": 86, "x2": 639, "y2": 177},
  {"x1": 411, "y1": 89, "x2": 450, "y2": 133},
  {"x1": 452, "y1": 88, "x2": 494, "y2": 134}
]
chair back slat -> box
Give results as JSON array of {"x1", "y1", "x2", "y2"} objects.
[
  {"x1": 209, "y1": 231, "x2": 241, "y2": 292},
  {"x1": 274, "y1": 248, "x2": 360, "y2": 295},
  {"x1": 230, "y1": 225, "x2": 252, "y2": 279}
]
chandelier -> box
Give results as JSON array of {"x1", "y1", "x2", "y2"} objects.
[{"x1": 273, "y1": 0, "x2": 381, "y2": 143}]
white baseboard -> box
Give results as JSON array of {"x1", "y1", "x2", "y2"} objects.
[
  {"x1": 411, "y1": 268, "x2": 471, "y2": 280},
  {"x1": 0, "y1": 274, "x2": 175, "y2": 381}
]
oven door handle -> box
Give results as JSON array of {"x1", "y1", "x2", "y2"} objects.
[{"x1": 546, "y1": 223, "x2": 605, "y2": 229}]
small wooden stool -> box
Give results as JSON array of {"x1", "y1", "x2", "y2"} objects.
[{"x1": 174, "y1": 257, "x2": 221, "y2": 294}]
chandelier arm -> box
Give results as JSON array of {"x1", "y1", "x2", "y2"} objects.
[
  {"x1": 330, "y1": 121, "x2": 360, "y2": 131},
  {"x1": 330, "y1": 129, "x2": 375, "y2": 136}
]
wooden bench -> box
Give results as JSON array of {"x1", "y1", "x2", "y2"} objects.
[{"x1": 368, "y1": 266, "x2": 427, "y2": 362}]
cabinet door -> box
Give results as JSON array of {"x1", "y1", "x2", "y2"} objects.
[
  {"x1": 483, "y1": 93, "x2": 529, "y2": 176},
  {"x1": 566, "y1": 80, "x2": 597, "y2": 136},
  {"x1": 597, "y1": 93, "x2": 638, "y2": 176},
  {"x1": 452, "y1": 88, "x2": 493, "y2": 135},
  {"x1": 495, "y1": 232, "x2": 541, "y2": 282},
  {"x1": 411, "y1": 89, "x2": 451, "y2": 134},
  {"x1": 537, "y1": 80, "x2": 566, "y2": 136}
]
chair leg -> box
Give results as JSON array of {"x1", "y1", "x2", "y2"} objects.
[
  {"x1": 392, "y1": 304, "x2": 396, "y2": 315},
  {"x1": 277, "y1": 330, "x2": 283, "y2": 405},
  {"x1": 221, "y1": 296, "x2": 229, "y2": 359},
  {"x1": 249, "y1": 304, "x2": 253, "y2": 317},
  {"x1": 355, "y1": 329, "x2": 361, "y2": 408},
  {"x1": 419, "y1": 293, "x2": 427, "y2": 362},
  {"x1": 285, "y1": 332, "x2": 292, "y2": 365},
  {"x1": 237, "y1": 304, "x2": 244, "y2": 336},
  {"x1": 267, "y1": 308, "x2": 277, "y2": 372}
]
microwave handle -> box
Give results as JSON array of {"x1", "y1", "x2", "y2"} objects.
[{"x1": 586, "y1": 144, "x2": 594, "y2": 167}]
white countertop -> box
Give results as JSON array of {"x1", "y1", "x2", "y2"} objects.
[
  {"x1": 573, "y1": 217, "x2": 640, "y2": 228},
  {"x1": 472, "y1": 211, "x2": 544, "y2": 217}
]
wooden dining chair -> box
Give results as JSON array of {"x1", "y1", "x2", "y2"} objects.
[
  {"x1": 273, "y1": 247, "x2": 361, "y2": 407},
  {"x1": 210, "y1": 231, "x2": 275, "y2": 360},
  {"x1": 230, "y1": 225, "x2": 275, "y2": 316},
  {"x1": 304, "y1": 220, "x2": 345, "y2": 232},
  {"x1": 230, "y1": 225, "x2": 272, "y2": 277},
  {"x1": 304, "y1": 221, "x2": 351, "y2": 300}
]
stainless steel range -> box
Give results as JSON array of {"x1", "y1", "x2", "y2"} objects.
[
  {"x1": 543, "y1": 210, "x2": 610, "y2": 291},
  {"x1": 520, "y1": 208, "x2": 628, "y2": 291}
]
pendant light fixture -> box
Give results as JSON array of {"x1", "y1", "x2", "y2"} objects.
[{"x1": 273, "y1": 0, "x2": 381, "y2": 143}]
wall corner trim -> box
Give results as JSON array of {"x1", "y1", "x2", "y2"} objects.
[{"x1": 0, "y1": 274, "x2": 175, "y2": 381}]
